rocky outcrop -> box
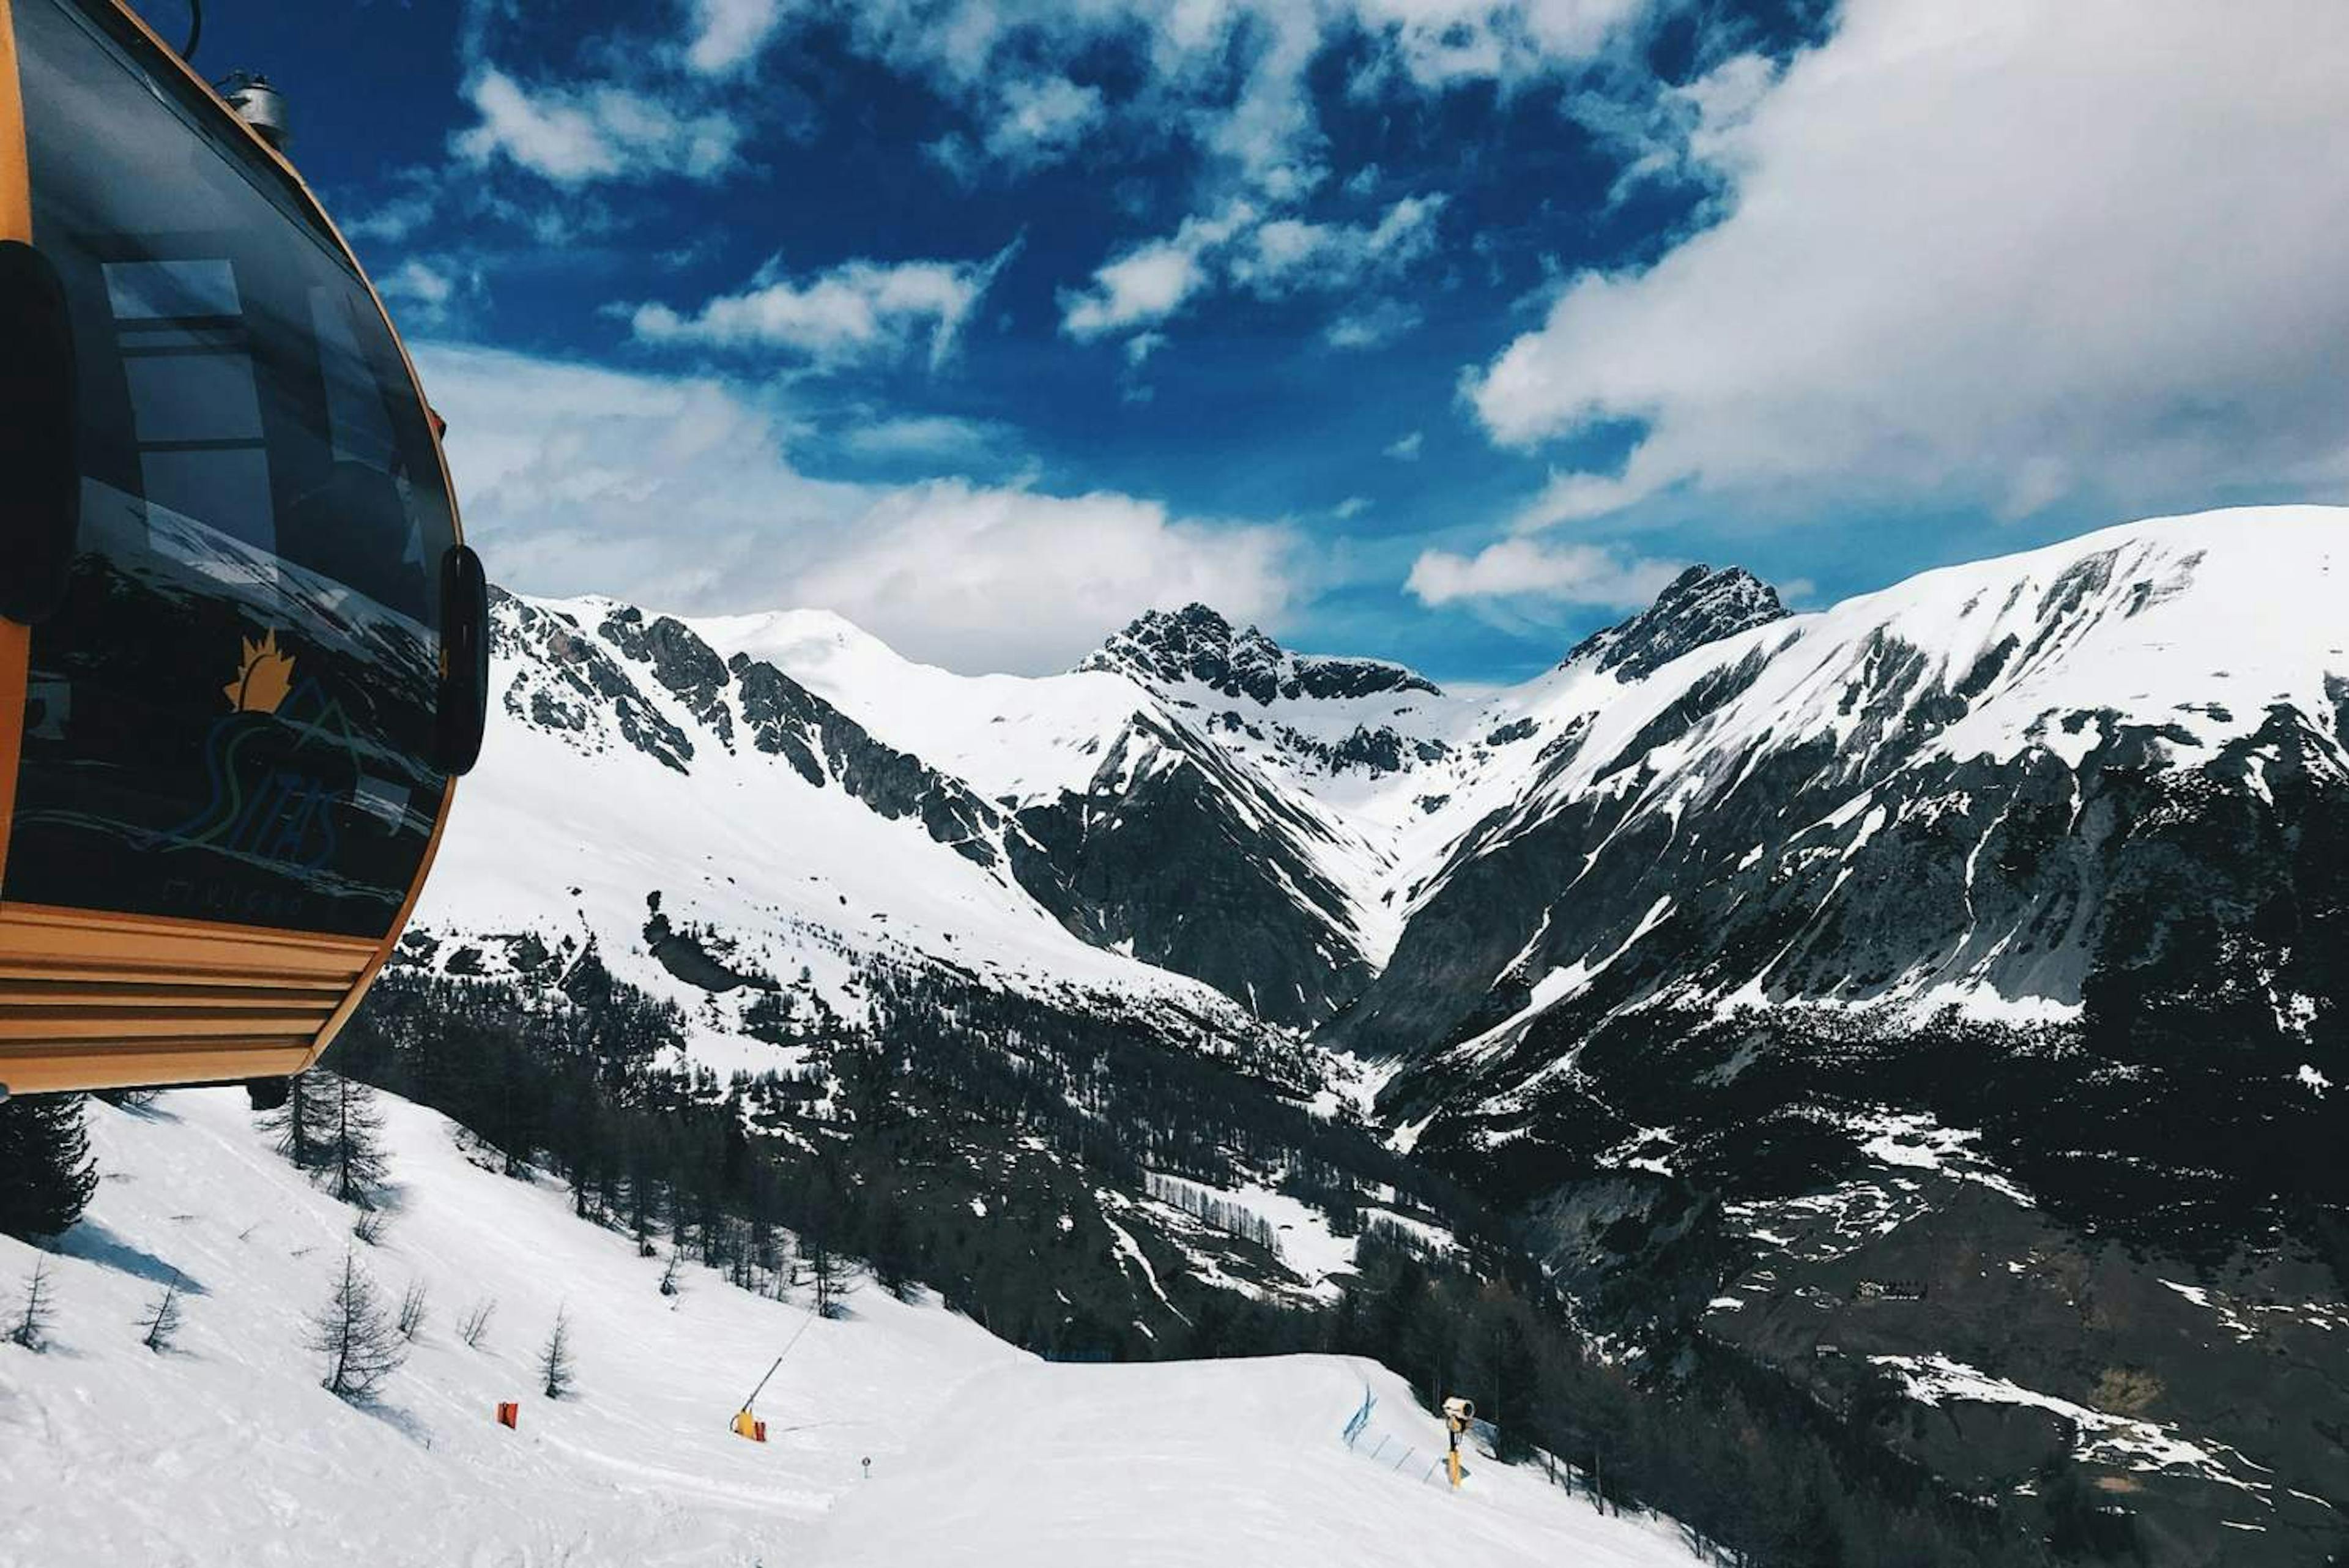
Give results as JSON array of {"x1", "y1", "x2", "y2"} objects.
[
  {"x1": 1085, "y1": 603, "x2": 1441, "y2": 704},
  {"x1": 1564, "y1": 565, "x2": 1786, "y2": 680}
]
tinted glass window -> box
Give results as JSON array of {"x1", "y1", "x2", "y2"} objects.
[{"x1": 4, "y1": 0, "x2": 457, "y2": 938}]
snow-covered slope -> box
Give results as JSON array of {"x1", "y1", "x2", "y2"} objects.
[
  {"x1": 1343, "y1": 506, "x2": 2349, "y2": 1060},
  {"x1": 815, "y1": 1354, "x2": 1698, "y2": 1568},
  {"x1": 414, "y1": 590, "x2": 1296, "y2": 1083},
  {"x1": 0, "y1": 1091, "x2": 1698, "y2": 1567},
  {"x1": 0, "y1": 1090, "x2": 1016, "y2": 1565},
  {"x1": 693, "y1": 601, "x2": 1466, "y2": 1022}
]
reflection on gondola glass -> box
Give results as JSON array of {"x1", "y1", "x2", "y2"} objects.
[{"x1": 4, "y1": 0, "x2": 457, "y2": 938}]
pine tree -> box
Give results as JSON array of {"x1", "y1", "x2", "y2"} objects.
[
  {"x1": 395, "y1": 1279, "x2": 429, "y2": 1340},
  {"x1": 259, "y1": 1070, "x2": 333, "y2": 1170},
  {"x1": 868, "y1": 1200, "x2": 918, "y2": 1302},
  {"x1": 629, "y1": 1169, "x2": 660, "y2": 1258},
  {"x1": 320, "y1": 1074, "x2": 392, "y2": 1209},
  {"x1": 804, "y1": 1234, "x2": 853, "y2": 1320},
  {"x1": 308, "y1": 1252, "x2": 406, "y2": 1402},
  {"x1": 0, "y1": 1094, "x2": 100, "y2": 1240},
  {"x1": 9, "y1": 1258, "x2": 58, "y2": 1351},
  {"x1": 138, "y1": 1273, "x2": 185, "y2": 1353},
  {"x1": 539, "y1": 1306, "x2": 576, "y2": 1399},
  {"x1": 457, "y1": 1296, "x2": 497, "y2": 1350}
]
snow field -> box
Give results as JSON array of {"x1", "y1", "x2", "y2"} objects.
[
  {"x1": 1, "y1": 1091, "x2": 1698, "y2": 1567},
  {"x1": 0, "y1": 1090, "x2": 1017, "y2": 1566},
  {"x1": 811, "y1": 1353, "x2": 1702, "y2": 1568}
]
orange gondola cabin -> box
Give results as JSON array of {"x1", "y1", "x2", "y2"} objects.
[{"x1": 0, "y1": 0, "x2": 486, "y2": 1098}]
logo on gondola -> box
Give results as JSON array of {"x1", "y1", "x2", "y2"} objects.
[
  {"x1": 141, "y1": 630, "x2": 362, "y2": 875},
  {"x1": 224, "y1": 630, "x2": 298, "y2": 715}
]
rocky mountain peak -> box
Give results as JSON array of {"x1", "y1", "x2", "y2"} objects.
[
  {"x1": 1564, "y1": 565, "x2": 1786, "y2": 681},
  {"x1": 1085, "y1": 603, "x2": 1442, "y2": 705}
]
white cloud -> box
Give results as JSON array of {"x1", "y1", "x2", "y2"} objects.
[
  {"x1": 1234, "y1": 195, "x2": 1446, "y2": 294},
  {"x1": 983, "y1": 75, "x2": 1108, "y2": 168},
  {"x1": 631, "y1": 245, "x2": 1017, "y2": 369},
  {"x1": 1061, "y1": 207, "x2": 1253, "y2": 339},
  {"x1": 686, "y1": 0, "x2": 790, "y2": 74},
  {"x1": 793, "y1": 483, "x2": 1299, "y2": 672},
  {"x1": 1063, "y1": 195, "x2": 1444, "y2": 340},
  {"x1": 1325, "y1": 299, "x2": 1423, "y2": 350},
  {"x1": 1405, "y1": 538, "x2": 1681, "y2": 608},
  {"x1": 926, "y1": 73, "x2": 1110, "y2": 183},
  {"x1": 838, "y1": 414, "x2": 1007, "y2": 461},
  {"x1": 377, "y1": 256, "x2": 489, "y2": 335},
  {"x1": 416, "y1": 344, "x2": 1299, "y2": 672},
  {"x1": 1467, "y1": 0, "x2": 2349, "y2": 525},
  {"x1": 380, "y1": 258, "x2": 457, "y2": 310},
  {"x1": 452, "y1": 68, "x2": 742, "y2": 185},
  {"x1": 1352, "y1": 0, "x2": 1647, "y2": 91},
  {"x1": 1384, "y1": 430, "x2": 1424, "y2": 461},
  {"x1": 837, "y1": 0, "x2": 1643, "y2": 226}
]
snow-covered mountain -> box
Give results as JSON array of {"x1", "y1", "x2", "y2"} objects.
[
  {"x1": 426, "y1": 588, "x2": 1313, "y2": 1080},
  {"x1": 425, "y1": 505, "x2": 2347, "y2": 1203},
  {"x1": 396, "y1": 504, "x2": 2349, "y2": 1561}
]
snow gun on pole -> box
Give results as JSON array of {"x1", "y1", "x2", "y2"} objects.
[
  {"x1": 730, "y1": 1300, "x2": 818, "y2": 1441},
  {"x1": 731, "y1": 1356, "x2": 783, "y2": 1443},
  {"x1": 1442, "y1": 1396, "x2": 1475, "y2": 1490}
]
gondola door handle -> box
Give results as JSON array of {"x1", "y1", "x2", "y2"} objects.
[
  {"x1": 0, "y1": 241, "x2": 81, "y2": 625},
  {"x1": 435, "y1": 543, "x2": 489, "y2": 775}
]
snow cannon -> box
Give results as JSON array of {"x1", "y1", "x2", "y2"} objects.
[
  {"x1": 0, "y1": 0, "x2": 488, "y2": 1099},
  {"x1": 1442, "y1": 1397, "x2": 1475, "y2": 1490}
]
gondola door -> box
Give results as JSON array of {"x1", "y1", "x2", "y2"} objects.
[{"x1": 0, "y1": 0, "x2": 474, "y2": 1094}]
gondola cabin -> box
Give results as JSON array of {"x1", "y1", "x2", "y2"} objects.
[{"x1": 0, "y1": 0, "x2": 487, "y2": 1097}]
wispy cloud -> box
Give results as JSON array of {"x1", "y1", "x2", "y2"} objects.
[
  {"x1": 631, "y1": 244, "x2": 1019, "y2": 370},
  {"x1": 837, "y1": 414, "x2": 1011, "y2": 463},
  {"x1": 930, "y1": 73, "x2": 1109, "y2": 181},
  {"x1": 1233, "y1": 196, "x2": 1446, "y2": 295},
  {"x1": 452, "y1": 67, "x2": 743, "y2": 185},
  {"x1": 1060, "y1": 195, "x2": 1444, "y2": 341},
  {"x1": 1406, "y1": 538, "x2": 1681, "y2": 609},
  {"x1": 685, "y1": 0, "x2": 791, "y2": 75},
  {"x1": 1325, "y1": 299, "x2": 1423, "y2": 351},
  {"x1": 1061, "y1": 207, "x2": 1255, "y2": 340}
]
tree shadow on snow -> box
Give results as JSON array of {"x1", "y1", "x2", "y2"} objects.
[
  {"x1": 105, "y1": 1094, "x2": 185, "y2": 1124},
  {"x1": 351, "y1": 1395, "x2": 437, "y2": 1448},
  {"x1": 55, "y1": 1221, "x2": 208, "y2": 1295}
]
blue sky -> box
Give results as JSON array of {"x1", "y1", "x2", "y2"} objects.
[{"x1": 165, "y1": 0, "x2": 2348, "y2": 680}]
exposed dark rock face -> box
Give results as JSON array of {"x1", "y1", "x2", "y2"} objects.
[
  {"x1": 1564, "y1": 565, "x2": 1786, "y2": 680},
  {"x1": 642, "y1": 908, "x2": 777, "y2": 992},
  {"x1": 599, "y1": 604, "x2": 737, "y2": 746},
  {"x1": 1085, "y1": 602, "x2": 1441, "y2": 704},
  {"x1": 727, "y1": 651, "x2": 1014, "y2": 875},
  {"x1": 494, "y1": 590, "x2": 695, "y2": 772},
  {"x1": 1276, "y1": 723, "x2": 1451, "y2": 777},
  {"x1": 1015, "y1": 713, "x2": 1378, "y2": 1028}
]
